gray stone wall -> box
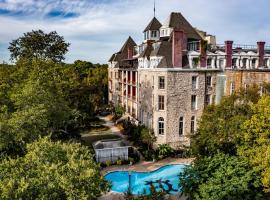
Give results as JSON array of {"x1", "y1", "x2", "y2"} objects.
[{"x1": 165, "y1": 70, "x2": 219, "y2": 148}]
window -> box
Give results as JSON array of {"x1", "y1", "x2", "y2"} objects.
[
  {"x1": 179, "y1": 117, "x2": 184, "y2": 136},
  {"x1": 192, "y1": 58, "x2": 199, "y2": 68},
  {"x1": 207, "y1": 58, "x2": 212, "y2": 67},
  {"x1": 158, "y1": 95, "x2": 165, "y2": 110},
  {"x1": 219, "y1": 59, "x2": 224, "y2": 68},
  {"x1": 151, "y1": 31, "x2": 157, "y2": 38},
  {"x1": 159, "y1": 76, "x2": 165, "y2": 89},
  {"x1": 161, "y1": 30, "x2": 164, "y2": 36},
  {"x1": 192, "y1": 76, "x2": 198, "y2": 90},
  {"x1": 242, "y1": 58, "x2": 248, "y2": 68},
  {"x1": 158, "y1": 117, "x2": 164, "y2": 135},
  {"x1": 205, "y1": 94, "x2": 211, "y2": 105},
  {"x1": 252, "y1": 59, "x2": 256, "y2": 68},
  {"x1": 230, "y1": 82, "x2": 235, "y2": 95},
  {"x1": 232, "y1": 58, "x2": 237, "y2": 68},
  {"x1": 191, "y1": 116, "x2": 195, "y2": 134},
  {"x1": 191, "y1": 95, "x2": 197, "y2": 110},
  {"x1": 206, "y1": 76, "x2": 212, "y2": 87},
  {"x1": 264, "y1": 59, "x2": 268, "y2": 67}
]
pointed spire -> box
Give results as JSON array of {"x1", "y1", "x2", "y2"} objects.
[
  {"x1": 143, "y1": 17, "x2": 162, "y2": 32},
  {"x1": 154, "y1": 0, "x2": 156, "y2": 17}
]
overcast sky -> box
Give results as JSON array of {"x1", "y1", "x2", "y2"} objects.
[{"x1": 0, "y1": 0, "x2": 270, "y2": 64}]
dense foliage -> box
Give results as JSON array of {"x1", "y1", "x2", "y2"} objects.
[
  {"x1": 239, "y1": 96, "x2": 270, "y2": 192},
  {"x1": 181, "y1": 86, "x2": 270, "y2": 199},
  {"x1": 0, "y1": 59, "x2": 108, "y2": 156},
  {"x1": 0, "y1": 30, "x2": 110, "y2": 199},
  {"x1": 192, "y1": 86, "x2": 260, "y2": 157},
  {"x1": 180, "y1": 152, "x2": 265, "y2": 200},
  {"x1": 0, "y1": 137, "x2": 110, "y2": 199}
]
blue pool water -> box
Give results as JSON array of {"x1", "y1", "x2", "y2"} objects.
[{"x1": 104, "y1": 164, "x2": 187, "y2": 195}]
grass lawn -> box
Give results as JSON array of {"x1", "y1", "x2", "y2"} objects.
[
  {"x1": 81, "y1": 134, "x2": 121, "y2": 146},
  {"x1": 80, "y1": 125, "x2": 121, "y2": 146}
]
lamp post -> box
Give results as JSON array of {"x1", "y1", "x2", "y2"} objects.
[{"x1": 128, "y1": 171, "x2": 132, "y2": 194}]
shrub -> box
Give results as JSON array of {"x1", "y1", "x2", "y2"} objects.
[
  {"x1": 128, "y1": 157, "x2": 134, "y2": 164},
  {"x1": 116, "y1": 159, "x2": 122, "y2": 165},
  {"x1": 115, "y1": 105, "x2": 124, "y2": 119},
  {"x1": 157, "y1": 144, "x2": 174, "y2": 160},
  {"x1": 105, "y1": 160, "x2": 112, "y2": 167}
]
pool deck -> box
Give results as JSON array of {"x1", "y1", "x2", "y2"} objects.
[{"x1": 101, "y1": 157, "x2": 193, "y2": 175}]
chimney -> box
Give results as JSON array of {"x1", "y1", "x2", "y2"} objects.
[
  {"x1": 128, "y1": 47, "x2": 133, "y2": 59},
  {"x1": 257, "y1": 41, "x2": 265, "y2": 67},
  {"x1": 225, "y1": 41, "x2": 233, "y2": 68},
  {"x1": 172, "y1": 30, "x2": 184, "y2": 68},
  {"x1": 200, "y1": 40, "x2": 207, "y2": 68}
]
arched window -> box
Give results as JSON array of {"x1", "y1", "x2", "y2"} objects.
[
  {"x1": 179, "y1": 117, "x2": 184, "y2": 136},
  {"x1": 191, "y1": 116, "x2": 195, "y2": 134},
  {"x1": 158, "y1": 117, "x2": 164, "y2": 135}
]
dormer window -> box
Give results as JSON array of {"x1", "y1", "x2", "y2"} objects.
[{"x1": 151, "y1": 31, "x2": 157, "y2": 38}]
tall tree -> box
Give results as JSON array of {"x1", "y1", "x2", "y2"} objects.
[
  {"x1": 8, "y1": 30, "x2": 69, "y2": 62},
  {"x1": 192, "y1": 86, "x2": 260, "y2": 156}
]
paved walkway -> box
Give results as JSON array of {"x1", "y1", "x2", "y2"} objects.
[
  {"x1": 98, "y1": 115, "x2": 125, "y2": 138},
  {"x1": 102, "y1": 157, "x2": 193, "y2": 175}
]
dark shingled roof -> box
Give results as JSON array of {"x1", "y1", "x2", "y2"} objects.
[
  {"x1": 165, "y1": 12, "x2": 202, "y2": 40},
  {"x1": 109, "y1": 36, "x2": 137, "y2": 62},
  {"x1": 120, "y1": 36, "x2": 136, "y2": 53},
  {"x1": 143, "y1": 17, "x2": 162, "y2": 32},
  {"x1": 150, "y1": 41, "x2": 172, "y2": 67}
]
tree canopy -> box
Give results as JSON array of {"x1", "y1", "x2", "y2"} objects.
[
  {"x1": 191, "y1": 86, "x2": 260, "y2": 156},
  {"x1": 181, "y1": 85, "x2": 270, "y2": 199},
  {"x1": 0, "y1": 30, "x2": 110, "y2": 198},
  {"x1": 0, "y1": 137, "x2": 110, "y2": 200},
  {"x1": 180, "y1": 152, "x2": 266, "y2": 200},
  {"x1": 239, "y1": 96, "x2": 270, "y2": 192},
  {"x1": 8, "y1": 30, "x2": 69, "y2": 62}
]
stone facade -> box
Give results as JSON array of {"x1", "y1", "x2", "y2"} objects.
[
  {"x1": 108, "y1": 12, "x2": 270, "y2": 149},
  {"x1": 225, "y1": 70, "x2": 270, "y2": 96}
]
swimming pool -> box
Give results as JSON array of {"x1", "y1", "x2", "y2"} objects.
[{"x1": 104, "y1": 164, "x2": 187, "y2": 195}]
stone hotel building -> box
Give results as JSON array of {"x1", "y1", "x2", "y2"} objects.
[{"x1": 108, "y1": 12, "x2": 270, "y2": 148}]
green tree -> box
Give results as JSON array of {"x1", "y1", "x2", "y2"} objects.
[
  {"x1": 179, "y1": 152, "x2": 266, "y2": 200},
  {"x1": 141, "y1": 127, "x2": 156, "y2": 151},
  {"x1": 8, "y1": 30, "x2": 69, "y2": 62},
  {"x1": 192, "y1": 86, "x2": 260, "y2": 156},
  {"x1": 239, "y1": 96, "x2": 270, "y2": 192},
  {"x1": 0, "y1": 137, "x2": 110, "y2": 199}
]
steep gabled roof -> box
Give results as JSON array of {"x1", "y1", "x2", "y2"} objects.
[
  {"x1": 143, "y1": 17, "x2": 162, "y2": 32},
  {"x1": 108, "y1": 37, "x2": 137, "y2": 63},
  {"x1": 164, "y1": 12, "x2": 202, "y2": 40},
  {"x1": 120, "y1": 36, "x2": 137, "y2": 53}
]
